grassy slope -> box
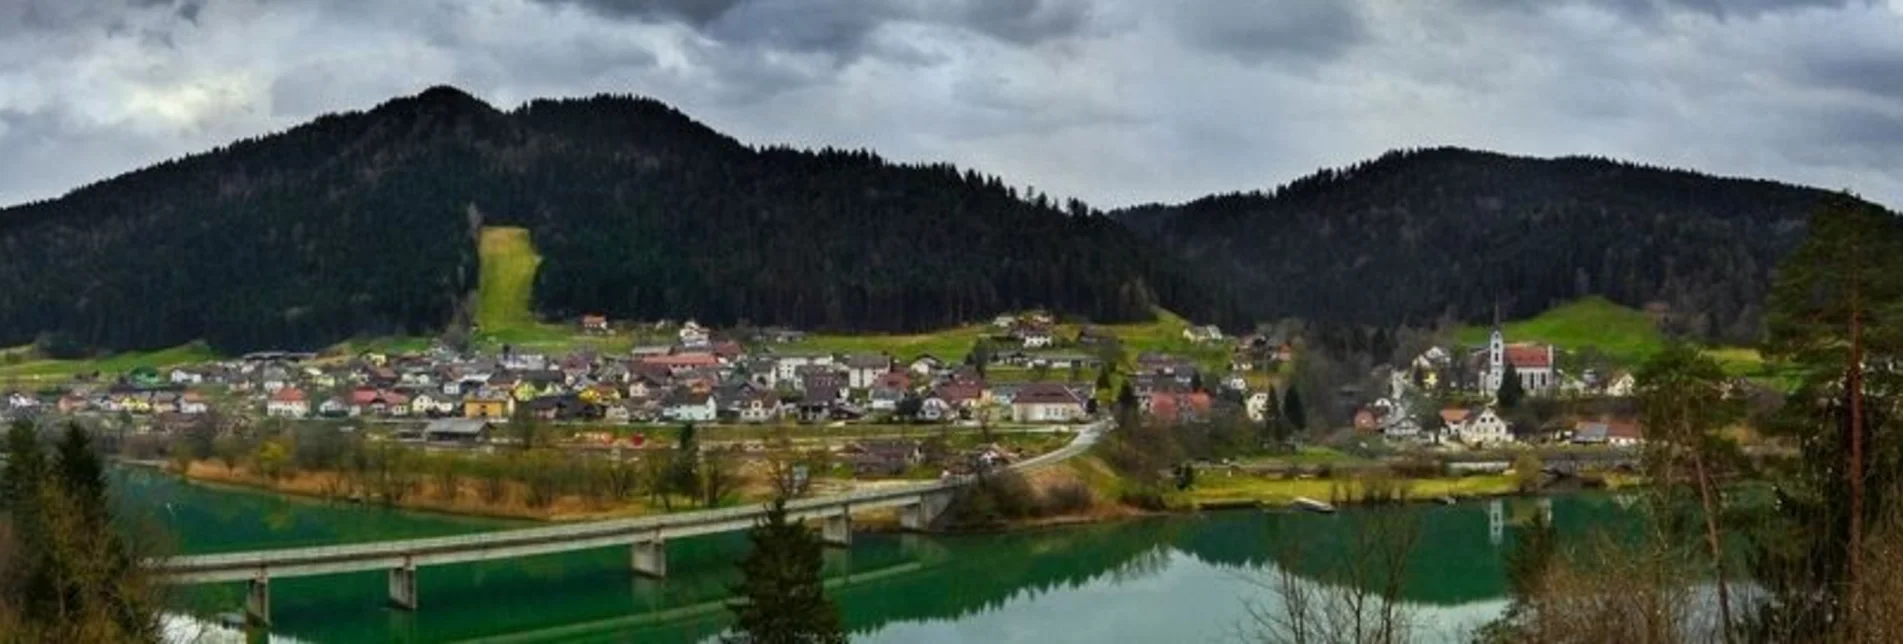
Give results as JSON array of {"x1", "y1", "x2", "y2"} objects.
[
  {"x1": 470, "y1": 226, "x2": 637, "y2": 352},
  {"x1": 783, "y1": 325, "x2": 992, "y2": 362},
  {"x1": 1455, "y1": 296, "x2": 1664, "y2": 365},
  {"x1": 1455, "y1": 296, "x2": 1766, "y2": 376},
  {"x1": 0, "y1": 342, "x2": 220, "y2": 381}
]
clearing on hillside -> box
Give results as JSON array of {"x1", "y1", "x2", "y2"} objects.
[
  {"x1": 1456, "y1": 296, "x2": 1665, "y2": 365},
  {"x1": 476, "y1": 227, "x2": 543, "y2": 336}
]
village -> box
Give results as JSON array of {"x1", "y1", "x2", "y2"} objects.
[{"x1": 0, "y1": 307, "x2": 1672, "y2": 461}]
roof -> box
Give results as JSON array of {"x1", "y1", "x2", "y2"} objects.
[
  {"x1": 1013, "y1": 383, "x2": 1083, "y2": 406},
  {"x1": 270, "y1": 387, "x2": 307, "y2": 403},
  {"x1": 1505, "y1": 344, "x2": 1552, "y2": 369},
  {"x1": 425, "y1": 419, "x2": 493, "y2": 436},
  {"x1": 645, "y1": 353, "x2": 720, "y2": 368},
  {"x1": 1439, "y1": 408, "x2": 1472, "y2": 424}
]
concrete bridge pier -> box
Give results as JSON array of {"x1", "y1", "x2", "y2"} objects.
[
  {"x1": 245, "y1": 571, "x2": 271, "y2": 627},
  {"x1": 388, "y1": 560, "x2": 418, "y2": 610},
  {"x1": 899, "y1": 491, "x2": 954, "y2": 532},
  {"x1": 821, "y1": 511, "x2": 852, "y2": 547},
  {"x1": 631, "y1": 539, "x2": 667, "y2": 578}
]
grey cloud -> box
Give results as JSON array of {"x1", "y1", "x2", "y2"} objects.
[
  {"x1": 536, "y1": 0, "x2": 1092, "y2": 57},
  {"x1": 1169, "y1": 2, "x2": 1366, "y2": 64}
]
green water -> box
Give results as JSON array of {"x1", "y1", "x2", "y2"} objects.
[{"x1": 120, "y1": 470, "x2": 1640, "y2": 643}]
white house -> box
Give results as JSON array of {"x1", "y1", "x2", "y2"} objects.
[
  {"x1": 909, "y1": 355, "x2": 945, "y2": 377},
  {"x1": 1603, "y1": 372, "x2": 1637, "y2": 397},
  {"x1": 1010, "y1": 383, "x2": 1087, "y2": 423},
  {"x1": 1245, "y1": 391, "x2": 1272, "y2": 422},
  {"x1": 665, "y1": 392, "x2": 718, "y2": 423},
  {"x1": 843, "y1": 354, "x2": 891, "y2": 389},
  {"x1": 266, "y1": 387, "x2": 309, "y2": 418},
  {"x1": 169, "y1": 368, "x2": 203, "y2": 385},
  {"x1": 774, "y1": 354, "x2": 834, "y2": 382},
  {"x1": 678, "y1": 320, "x2": 711, "y2": 347},
  {"x1": 1457, "y1": 408, "x2": 1511, "y2": 445}
]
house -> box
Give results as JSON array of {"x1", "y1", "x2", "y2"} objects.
[
  {"x1": 1148, "y1": 391, "x2": 1212, "y2": 425},
  {"x1": 463, "y1": 394, "x2": 513, "y2": 419},
  {"x1": 1010, "y1": 383, "x2": 1087, "y2": 423},
  {"x1": 843, "y1": 440, "x2": 922, "y2": 476},
  {"x1": 266, "y1": 387, "x2": 309, "y2": 418},
  {"x1": 1182, "y1": 324, "x2": 1224, "y2": 343},
  {"x1": 843, "y1": 354, "x2": 891, "y2": 389},
  {"x1": 1458, "y1": 408, "x2": 1512, "y2": 445},
  {"x1": 1245, "y1": 391, "x2": 1272, "y2": 422},
  {"x1": 169, "y1": 368, "x2": 204, "y2": 385},
  {"x1": 643, "y1": 353, "x2": 721, "y2": 375},
  {"x1": 908, "y1": 355, "x2": 945, "y2": 377},
  {"x1": 1573, "y1": 419, "x2": 1644, "y2": 447},
  {"x1": 1015, "y1": 325, "x2": 1054, "y2": 349},
  {"x1": 178, "y1": 391, "x2": 209, "y2": 415},
  {"x1": 919, "y1": 396, "x2": 954, "y2": 422},
  {"x1": 797, "y1": 388, "x2": 839, "y2": 423},
  {"x1": 678, "y1": 320, "x2": 711, "y2": 347},
  {"x1": 664, "y1": 390, "x2": 718, "y2": 423},
  {"x1": 735, "y1": 390, "x2": 780, "y2": 424},
  {"x1": 869, "y1": 372, "x2": 912, "y2": 411},
  {"x1": 318, "y1": 397, "x2": 350, "y2": 418},
  {"x1": 580, "y1": 314, "x2": 609, "y2": 334},
  {"x1": 774, "y1": 353, "x2": 834, "y2": 382},
  {"x1": 425, "y1": 418, "x2": 495, "y2": 444},
  {"x1": 1603, "y1": 372, "x2": 1637, "y2": 397},
  {"x1": 798, "y1": 368, "x2": 846, "y2": 395}
]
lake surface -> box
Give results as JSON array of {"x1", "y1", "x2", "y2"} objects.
[{"x1": 117, "y1": 469, "x2": 1640, "y2": 643}]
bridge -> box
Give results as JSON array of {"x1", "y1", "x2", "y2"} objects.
[{"x1": 157, "y1": 419, "x2": 1109, "y2": 626}]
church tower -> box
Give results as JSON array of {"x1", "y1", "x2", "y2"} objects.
[{"x1": 1487, "y1": 303, "x2": 1504, "y2": 392}]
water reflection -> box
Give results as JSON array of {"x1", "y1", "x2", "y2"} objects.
[{"x1": 122, "y1": 472, "x2": 1638, "y2": 643}]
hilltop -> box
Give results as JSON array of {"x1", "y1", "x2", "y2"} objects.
[
  {"x1": 0, "y1": 86, "x2": 1213, "y2": 355},
  {"x1": 1116, "y1": 147, "x2": 1866, "y2": 343}
]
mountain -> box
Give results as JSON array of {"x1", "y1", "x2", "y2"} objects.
[
  {"x1": 0, "y1": 86, "x2": 1217, "y2": 354},
  {"x1": 1114, "y1": 147, "x2": 1862, "y2": 343}
]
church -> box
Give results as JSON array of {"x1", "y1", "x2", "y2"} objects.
[{"x1": 1480, "y1": 326, "x2": 1556, "y2": 395}]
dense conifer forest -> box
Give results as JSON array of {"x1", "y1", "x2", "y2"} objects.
[
  {"x1": 1115, "y1": 147, "x2": 1865, "y2": 344},
  {"x1": 0, "y1": 87, "x2": 1880, "y2": 356},
  {"x1": 0, "y1": 86, "x2": 1214, "y2": 354}
]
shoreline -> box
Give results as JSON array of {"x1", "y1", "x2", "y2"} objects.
[{"x1": 124, "y1": 458, "x2": 1622, "y2": 537}]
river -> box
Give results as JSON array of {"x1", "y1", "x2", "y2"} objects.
[{"x1": 115, "y1": 469, "x2": 1641, "y2": 643}]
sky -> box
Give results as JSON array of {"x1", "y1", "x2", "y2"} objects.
[{"x1": 2, "y1": 0, "x2": 1901, "y2": 210}]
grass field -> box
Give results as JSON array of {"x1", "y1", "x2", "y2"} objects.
[
  {"x1": 1455, "y1": 296, "x2": 1770, "y2": 379},
  {"x1": 0, "y1": 342, "x2": 220, "y2": 381},
  {"x1": 469, "y1": 226, "x2": 643, "y2": 352},
  {"x1": 1455, "y1": 296, "x2": 1665, "y2": 365},
  {"x1": 782, "y1": 325, "x2": 992, "y2": 362}
]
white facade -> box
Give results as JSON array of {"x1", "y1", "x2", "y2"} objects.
[{"x1": 1458, "y1": 409, "x2": 1511, "y2": 445}]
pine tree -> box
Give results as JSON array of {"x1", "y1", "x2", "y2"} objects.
[
  {"x1": 1282, "y1": 383, "x2": 1308, "y2": 432},
  {"x1": 725, "y1": 497, "x2": 846, "y2": 643},
  {"x1": 1496, "y1": 362, "x2": 1525, "y2": 409},
  {"x1": 1261, "y1": 386, "x2": 1288, "y2": 450}
]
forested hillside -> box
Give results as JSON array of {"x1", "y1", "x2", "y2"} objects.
[
  {"x1": 0, "y1": 86, "x2": 1215, "y2": 354},
  {"x1": 1116, "y1": 147, "x2": 1859, "y2": 343}
]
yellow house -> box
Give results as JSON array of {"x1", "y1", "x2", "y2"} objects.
[{"x1": 464, "y1": 397, "x2": 512, "y2": 419}]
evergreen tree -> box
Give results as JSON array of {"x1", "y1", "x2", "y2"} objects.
[
  {"x1": 671, "y1": 423, "x2": 702, "y2": 503},
  {"x1": 1282, "y1": 384, "x2": 1308, "y2": 432},
  {"x1": 1260, "y1": 386, "x2": 1288, "y2": 450},
  {"x1": 725, "y1": 497, "x2": 846, "y2": 644},
  {"x1": 1189, "y1": 371, "x2": 1205, "y2": 393},
  {"x1": 1756, "y1": 192, "x2": 1903, "y2": 637},
  {"x1": 1496, "y1": 362, "x2": 1525, "y2": 409}
]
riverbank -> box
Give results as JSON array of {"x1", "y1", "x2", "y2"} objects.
[{"x1": 156, "y1": 453, "x2": 1634, "y2": 533}]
